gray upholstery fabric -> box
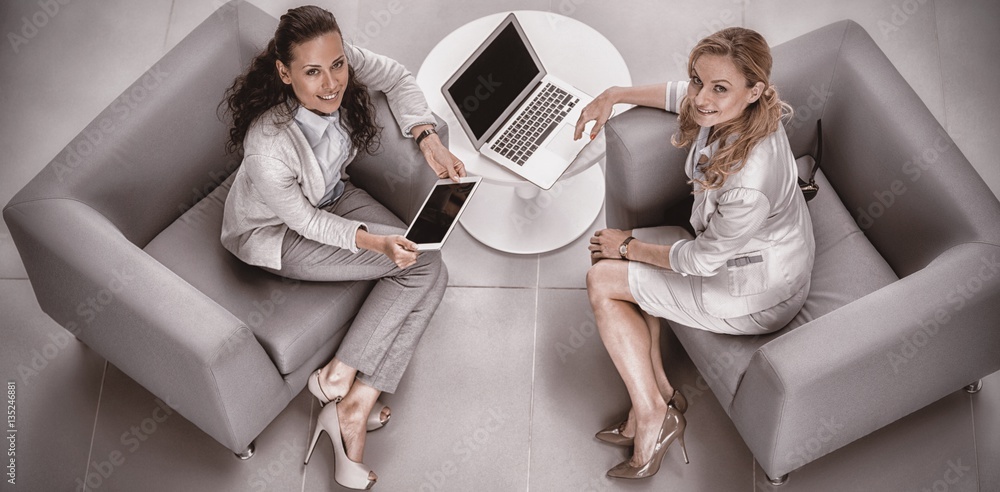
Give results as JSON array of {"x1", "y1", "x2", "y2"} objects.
[
  {"x1": 143, "y1": 173, "x2": 372, "y2": 375},
  {"x1": 672, "y1": 163, "x2": 899, "y2": 408},
  {"x1": 603, "y1": 20, "x2": 1000, "y2": 479},
  {"x1": 3, "y1": 1, "x2": 444, "y2": 455}
]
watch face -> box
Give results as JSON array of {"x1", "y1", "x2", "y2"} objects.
[{"x1": 619, "y1": 244, "x2": 627, "y2": 256}]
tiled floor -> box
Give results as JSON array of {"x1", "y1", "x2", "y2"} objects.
[{"x1": 1, "y1": 1, "x2": 997, "y2": 491}]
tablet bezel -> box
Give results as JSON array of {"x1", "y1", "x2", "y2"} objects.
[{"x1": 404, "y1": 176, "x2": 483, "y2": 250}]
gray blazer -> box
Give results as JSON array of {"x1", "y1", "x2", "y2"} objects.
[
  {"x1": 221, "y1": 44, "x2": 435, "y2": 270},
  {"x1": 670, "y1": 124, "x2": 815, "y2": 319}
]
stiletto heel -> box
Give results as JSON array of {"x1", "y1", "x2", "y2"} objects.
[
  {"x1": 308, "y1": 370, "x2": 390, "y2": 431},
  {"x1": 304, "y1": 402, "x2": 377, "y2": 490},
  {"x1": 676, "y1": 431, "x2": 689, "y2": 464},
  {"x1": 596, "y1": 389, "x2": 687, "y2": 446},
  {"x1": 607, "y1": 406, "x2": 688, "y2": 479}
]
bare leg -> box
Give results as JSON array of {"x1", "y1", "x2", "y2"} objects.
[
  {"x1": 317, "y1": 357, "x2": 357, "y2": 400},
  {"x1": 644, "y1": 311, "x2": 676, "y2": 401},
  {"x1": 318, "y1": 358, "x2": 390, "y2": 424},
  {"x1": 338, "y1": 380, "x2": 379, "y2": 463},
  {"x1": 587, "y1": 260, "x2": 668, "y2": 466}
]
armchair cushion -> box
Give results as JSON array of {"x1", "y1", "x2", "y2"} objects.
[
  {"x1": 144, "y1": 173, "x2": 374, "y2": 375},
  {"x1": 671, "y1": 160, "x2": 898, "y2": 406}
]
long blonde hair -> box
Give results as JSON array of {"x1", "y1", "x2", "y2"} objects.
[{"x1": 672, "y1": 27, "x2": 791, "y2": 191}]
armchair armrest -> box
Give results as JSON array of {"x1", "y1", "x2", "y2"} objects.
[
  {"x1": 3, "y1": 198, "x2": 290, "y2": 453},
  {"x1": 731, "y1": 242, "x2": 1000, "y2": 477},
  {"x1": 603, "y1": 107, "x2": 692, "y2": 231},
  {"x1": 347, "y1": 91, "x2": 448, "y2": 225}
]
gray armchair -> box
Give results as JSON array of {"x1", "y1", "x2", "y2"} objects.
[
  {"x1": 603, "y1": 20, "x2": 1000, "y2": 482},
  {"x1": 3, "y1": 1, "x2": 443, "y2": 457}
]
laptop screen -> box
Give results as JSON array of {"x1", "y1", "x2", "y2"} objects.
[{"x1": 445, "y1": 21, "x2": 541, "y2": 141}]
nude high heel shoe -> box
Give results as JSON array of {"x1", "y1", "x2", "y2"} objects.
[
  {"x1": 606, "y1": 405, "x2": 689, "y2": 479},
  {"x1": 304, "y1": 402, "x2": 377, "y2": 490},
  {"x1": 308, "y1": 370, "x2": 391, "y2": 431},
  {"x1": 596, "y1": 389, "x2": 687, "y2": 446}
]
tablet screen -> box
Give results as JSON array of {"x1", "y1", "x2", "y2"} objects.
[{"x1": 405, "y1": 181, "x2": 478, "y2": 245}]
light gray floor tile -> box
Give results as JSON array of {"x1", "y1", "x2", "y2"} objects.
[
  {"x1": 0, "y1": 223, "x2": 27, "y2": 279},
  {"x1": 974, "y1": 370, "x2": 1000, "y2": 492},
  {"x1": 84, "y1": 363, "x2": 312, "y2": 492},
  {"x1": 304, "y1": 286, "x2": 537, "y2": 491},
  {"x1": 538, "y1": 204, "x2": 604, "y2": 289},
  {"x1": 745, "y1": 0, "x2": 948, "y2": 129},
  {"x1": 345, "y1": 0, "x2": 548, "y2": 72},
  {"x1": 753, "y1": 391, "x2": 978, "y2": 492},
  {"x1": 0, "y1": 280, "x2": 105, "y2": 491},
  {"x1": 442, "y1": 224, "x2": 539, "y2": 287},
  {"x1": 529, "y1": 290, "x2": 754, "y2": 491},
  {"x1": 935, "y1": 0, "x2": 1000, "y2": 199},
  {"x1": 568, "y1": 0, "x2": 748, "y2": 84}
]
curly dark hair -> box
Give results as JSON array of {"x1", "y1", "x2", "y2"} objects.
[{"x1": 219, "y1": 5, "x2": 380, "y2": 156}]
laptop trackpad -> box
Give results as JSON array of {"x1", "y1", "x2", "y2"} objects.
[{"x1": 547, "y1": 124, "x2": 586, "y2": 159}]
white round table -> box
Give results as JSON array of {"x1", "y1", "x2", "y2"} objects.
[{"x1": 417, "y1": 11, "x2": 632, "y2": 254}]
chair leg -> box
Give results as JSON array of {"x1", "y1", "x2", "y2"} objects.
[
  {"x1": 965, "y1": 380, "x2": 984, "y2": 394},
  {"x1": 235, "y1": 441, "x2": 256, "y2": 460},
  {"x1": 766, "y1": 472, "x2": 789, "y2": 486}
]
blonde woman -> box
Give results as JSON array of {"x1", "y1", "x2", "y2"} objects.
[{"x1": 576, "y1": 27, "x2": 815, "y2": 479}]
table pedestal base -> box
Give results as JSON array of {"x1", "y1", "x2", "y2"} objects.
[{"x1": 459, "y1": 165, "x2": 605, "y2": 254}]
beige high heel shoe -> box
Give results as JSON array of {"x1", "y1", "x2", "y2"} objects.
[
  {"x1": 595, "y1": 389, "x2": 687, "y2": 446},
  {"x1": 308, "y1": 370, "x2": 391, "y2": 431},
  {"x1": 304, "y1": 401, "x2": 377, "y2": 490},
  {"x1": 606, "y1": 405, "x2": 689, "y2": 479}
]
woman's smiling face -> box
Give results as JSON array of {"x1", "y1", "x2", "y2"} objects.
[
  {"x1": 687, "y1": 54, "x2": 763, "y2": 128},
  {"x1": 276, "y1": 31, "x2": 348, "y2": 115}
]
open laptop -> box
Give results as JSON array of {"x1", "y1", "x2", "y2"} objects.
[{"x1": 441, "y1": 13, "x2": 594, "y2": 190}]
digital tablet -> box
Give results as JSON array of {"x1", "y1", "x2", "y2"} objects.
[{"x1": 404, "y1": 176, "x2": 483, "y2": 250}]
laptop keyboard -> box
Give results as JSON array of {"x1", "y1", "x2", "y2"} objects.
[{"x1": 490, "y1": 83, "x2": 579, "y2": 166}]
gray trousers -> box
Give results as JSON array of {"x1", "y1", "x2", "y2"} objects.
[{"x1": 264, "y1": 182, "x2": 447, "y2": 393}]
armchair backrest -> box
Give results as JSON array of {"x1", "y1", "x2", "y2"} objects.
[
  {"x1": 7, "y1": 1, "x2": 276, "y2": 248},
  {"x1": 771, "y1": 20, "x2": 1000, "y2": 277}
]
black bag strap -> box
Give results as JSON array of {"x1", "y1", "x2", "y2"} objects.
[{"x1": 799, "y1": 119, "x2": 821, "y2": 201}]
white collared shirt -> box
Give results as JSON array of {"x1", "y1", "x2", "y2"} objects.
[{"x1": 293, "y1": 106, "x2": 355, "y2": 207}]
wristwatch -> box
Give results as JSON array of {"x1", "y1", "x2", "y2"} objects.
[
  {"x1": 619, "y1": 236, "x2": 635, "y2": 260},
  {"x1": 415, "y1": 128, "x2": 437, "y2": 148}
]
